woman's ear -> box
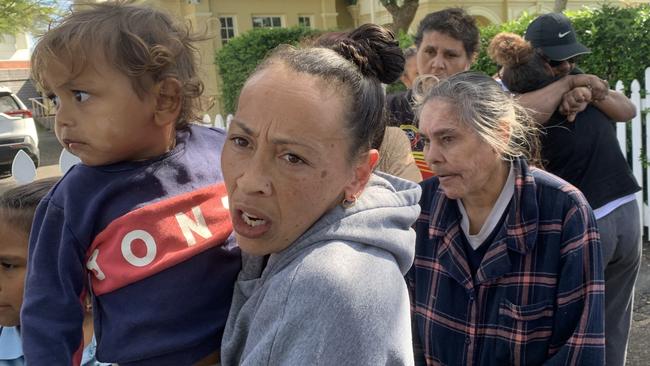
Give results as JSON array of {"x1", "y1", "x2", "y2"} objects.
[
  {"x1": 343, "y1": 149, "x2": 380, "y2": 199},
  {"x1": 153, "y1": 78, "x2": 182, "y2": 127}
]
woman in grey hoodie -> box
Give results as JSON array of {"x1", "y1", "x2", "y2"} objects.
[{"x1": 220, "y1": 24, "x2": 421, "y2": 366}]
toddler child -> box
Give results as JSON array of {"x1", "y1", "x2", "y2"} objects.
[{"x1": 21, "y1": 2, "x2": 240, "y2": 365}]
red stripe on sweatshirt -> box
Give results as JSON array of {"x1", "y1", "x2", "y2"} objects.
[{"x1": 86, "y1": 183, "x2": 232, "y2": 295}]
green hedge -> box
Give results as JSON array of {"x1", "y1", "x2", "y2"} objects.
[
  {"x1": 474, "y1": 4, "x2": 650, "y2": 90},
  {"x1": 215, "y1": 27, "x2": 319, "y2": 114},
  {"x1": 215, "y1": 4, "x2": 650, "y2": 114}
]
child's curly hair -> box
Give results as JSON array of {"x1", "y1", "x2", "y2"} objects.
[
  {"x1": 487, "y1": 32, "x2": 534, "y2": 68},
  {"x1": 31, "y1": 1, "x2": 206, "y2": 128},
  {"x1": 488, "y1": 32, "x2": 555, "y2": 94}
]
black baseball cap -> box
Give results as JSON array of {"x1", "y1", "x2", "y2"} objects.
[{"x1": 524, "y1": 13, "x2": 590, "y2": 61}]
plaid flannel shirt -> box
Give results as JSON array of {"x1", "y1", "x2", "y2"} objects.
[{"x1": 407, "y1": 158, "x2": 604, "y2": 366}]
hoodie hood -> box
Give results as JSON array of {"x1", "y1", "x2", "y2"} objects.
[
  {"x1": 222, "y1": 172, "x2": 420, "y2": 365},
  {"x1": 261, "y1": 171, "x2": 421, "y2": 276}
]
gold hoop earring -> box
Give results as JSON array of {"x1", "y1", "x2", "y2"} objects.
[{"x1": 341, "y1": 194, "x2": 357, "y2": 208}]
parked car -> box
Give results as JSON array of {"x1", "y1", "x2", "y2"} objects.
[{"x1": 0, "y1": 86, "x2": 40, "y2": 173}]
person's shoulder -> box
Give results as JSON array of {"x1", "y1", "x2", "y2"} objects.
[
  {"x1": 43, "y1": 165, "x2": 92, "y2": 204},
  {"x1": 186, "y1": 123, "x2": 228, "y2": 147},
  {"x1": 530, "y1": 166, "x2": 591, "y2": 209},
  {"x1": 188, "y1": 123, "x2": 227, "y2": 137},
  {"x1": 418, "y1": 177, "x2": 441, "y2": 205},
  {"x1": 290, "y1": 241, "x2": 405, "y2": 303}
]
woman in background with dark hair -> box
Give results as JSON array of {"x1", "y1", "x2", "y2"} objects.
[
  {"x1": 490, "y1": 32, "x2": 641, "y2": 366},
  {"x1": 387, "y1": 8, "x2": 481, "y2": 180},
  {"x1": 220, "y1": 24, "x2": 421, "y2": 365}
]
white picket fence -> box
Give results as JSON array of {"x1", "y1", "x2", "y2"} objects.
[
  {"x1": 201, "y1": 113, "x2": 233, "y2": 130},
  {"x1": 614, "y1": 67, "x2": 650, "y2": 238}
]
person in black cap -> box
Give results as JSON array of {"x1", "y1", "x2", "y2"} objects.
[
  {"x1": 517, "y1": 12, "x2": 636, "y2": 125},
  {"x1": 525, "y1": 12, "x2": 590, "y2": 77},
  {"x1": 514, "y1": 15, "x2": 639, "y2": 366}
]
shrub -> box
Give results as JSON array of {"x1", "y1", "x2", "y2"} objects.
[
  {"x1": 215, "y1": 27, "x2": 319, "y2": 114},
  {"x1": 473, "y1": 4, "x2": 650, "y2": 89},
  {"x1": 216, "y1": 4, "x2": 650, "y2": 114},
  {"x1": 567, "y1": 4, "x2": 650, "y2": 88}
]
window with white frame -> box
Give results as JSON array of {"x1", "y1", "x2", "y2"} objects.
[
  {"x1": 298, "y1": 15, "x2": 313, "y2": 28},
  {"x1": 252, "y1": 16, "x2": 282, "y2": 29},
  {"x1": 219, "y1": 16, "x2": 236, "y2": 45}
]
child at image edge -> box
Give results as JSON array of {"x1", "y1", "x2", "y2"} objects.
[
  {"x1": 0, "y1": 178, "x2": 109, "y2": 366},
  {"x1": 20, "y1": 2, "x2": 240, "y2": 365}
]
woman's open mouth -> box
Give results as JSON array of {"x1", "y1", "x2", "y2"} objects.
[
  {"x1": 242, "y1": 211, "x2": 266, "y2": 227},
  {"x1": 232, "y1": 208, "x2": 272, "y2": 238}
]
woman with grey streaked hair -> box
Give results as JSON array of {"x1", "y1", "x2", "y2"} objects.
[{"x1": 407, "y1": 71, "x2": 605, "y2": 365}]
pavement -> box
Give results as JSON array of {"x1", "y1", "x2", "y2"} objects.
[
  {"x1": 626, "y1": 240, "x2": 650, "y2": 365},
  {"x1": 3, "y1": 126, "x2": 650, "y2": 365}
]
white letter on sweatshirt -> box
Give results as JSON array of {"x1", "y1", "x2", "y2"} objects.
[
  {"x1": 86, "y1": 249, "x2": 105, "y2": 280},
  {"x1": 121, "y1": 230, "x2": 157, "y2": 267},
  {"x1": 175, "y1": 206, "x2": 212, "y2": 246}
]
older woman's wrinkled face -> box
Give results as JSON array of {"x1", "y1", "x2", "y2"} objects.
[
  {"x1": 222, "y1": 65, "x2": 359, "y2": 256},
  {"x1": 419, "y1": 99, "x2": 504, "y2": 201}
]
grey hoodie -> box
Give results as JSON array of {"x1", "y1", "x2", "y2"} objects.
[{"x1": 221, "y1": 172, "x2": 421, "y2": 366}]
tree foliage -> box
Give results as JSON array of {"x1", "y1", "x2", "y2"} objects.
[
  {"x1": 379, "y1": 0, "x2": 419, "y2": 34},
  {"x1": 215, "y1": 4, "x2": 650, "y2": 114},
  {"x1": 0, "y1": 0, "x2": 59, "y2": 36},
  {"x1": 215, "y1": 27, "x2": 319, "y2": 114}
]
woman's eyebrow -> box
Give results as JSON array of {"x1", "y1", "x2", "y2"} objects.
[
  {"x1": 230, "y1": 119, "x2": 255, "y2": 136},
  {"x1": 270, "y1": 137, "x2": 318, "y2": 153}
]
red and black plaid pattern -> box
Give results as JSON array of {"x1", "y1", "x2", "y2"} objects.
[{"x1": 408, "y1": 159, "x2": 605, "y2": 366}]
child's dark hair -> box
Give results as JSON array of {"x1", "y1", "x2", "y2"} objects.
[
  {"x1": 414, "y1": 8, "x2": 480, "y2": 59},
  {"x1": 255, "y1": 24, "x2": 404, "y2": 159},
  {"x1": 488, "y1": 32, "x2": 556, "y2": 93},
  {"x1": 31, "y1": 0, "x2": 204, "y2": 128},
  {"x1": 0, "y1": 178, "x2": 58, "y2": 234}
]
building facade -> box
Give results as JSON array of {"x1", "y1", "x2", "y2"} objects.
[
  {"x1": 351, "y1": 0, "x2": 650, "y2": 30},
  {"x1": 145, "y1": 0, "x2": 353, "y2": 115},
  {"x1": 0, "y1": 33, "x2": 39, "y2": 107}
]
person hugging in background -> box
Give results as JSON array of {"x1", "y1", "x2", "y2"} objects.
[{"x1": 490, "y1": 32, "x2": 641, "y2": 366}]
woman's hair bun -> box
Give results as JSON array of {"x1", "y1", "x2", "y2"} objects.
[
  {"x1": 487, "y1": 32, "x2": 534, "y2": 67},
  {"x1": 329, "y1": 24, "x2": 405, "y2": 84}
]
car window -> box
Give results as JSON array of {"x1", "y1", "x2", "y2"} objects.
[{"x1": 0, "y1": 94, "x2": 20, "y2": 113}]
